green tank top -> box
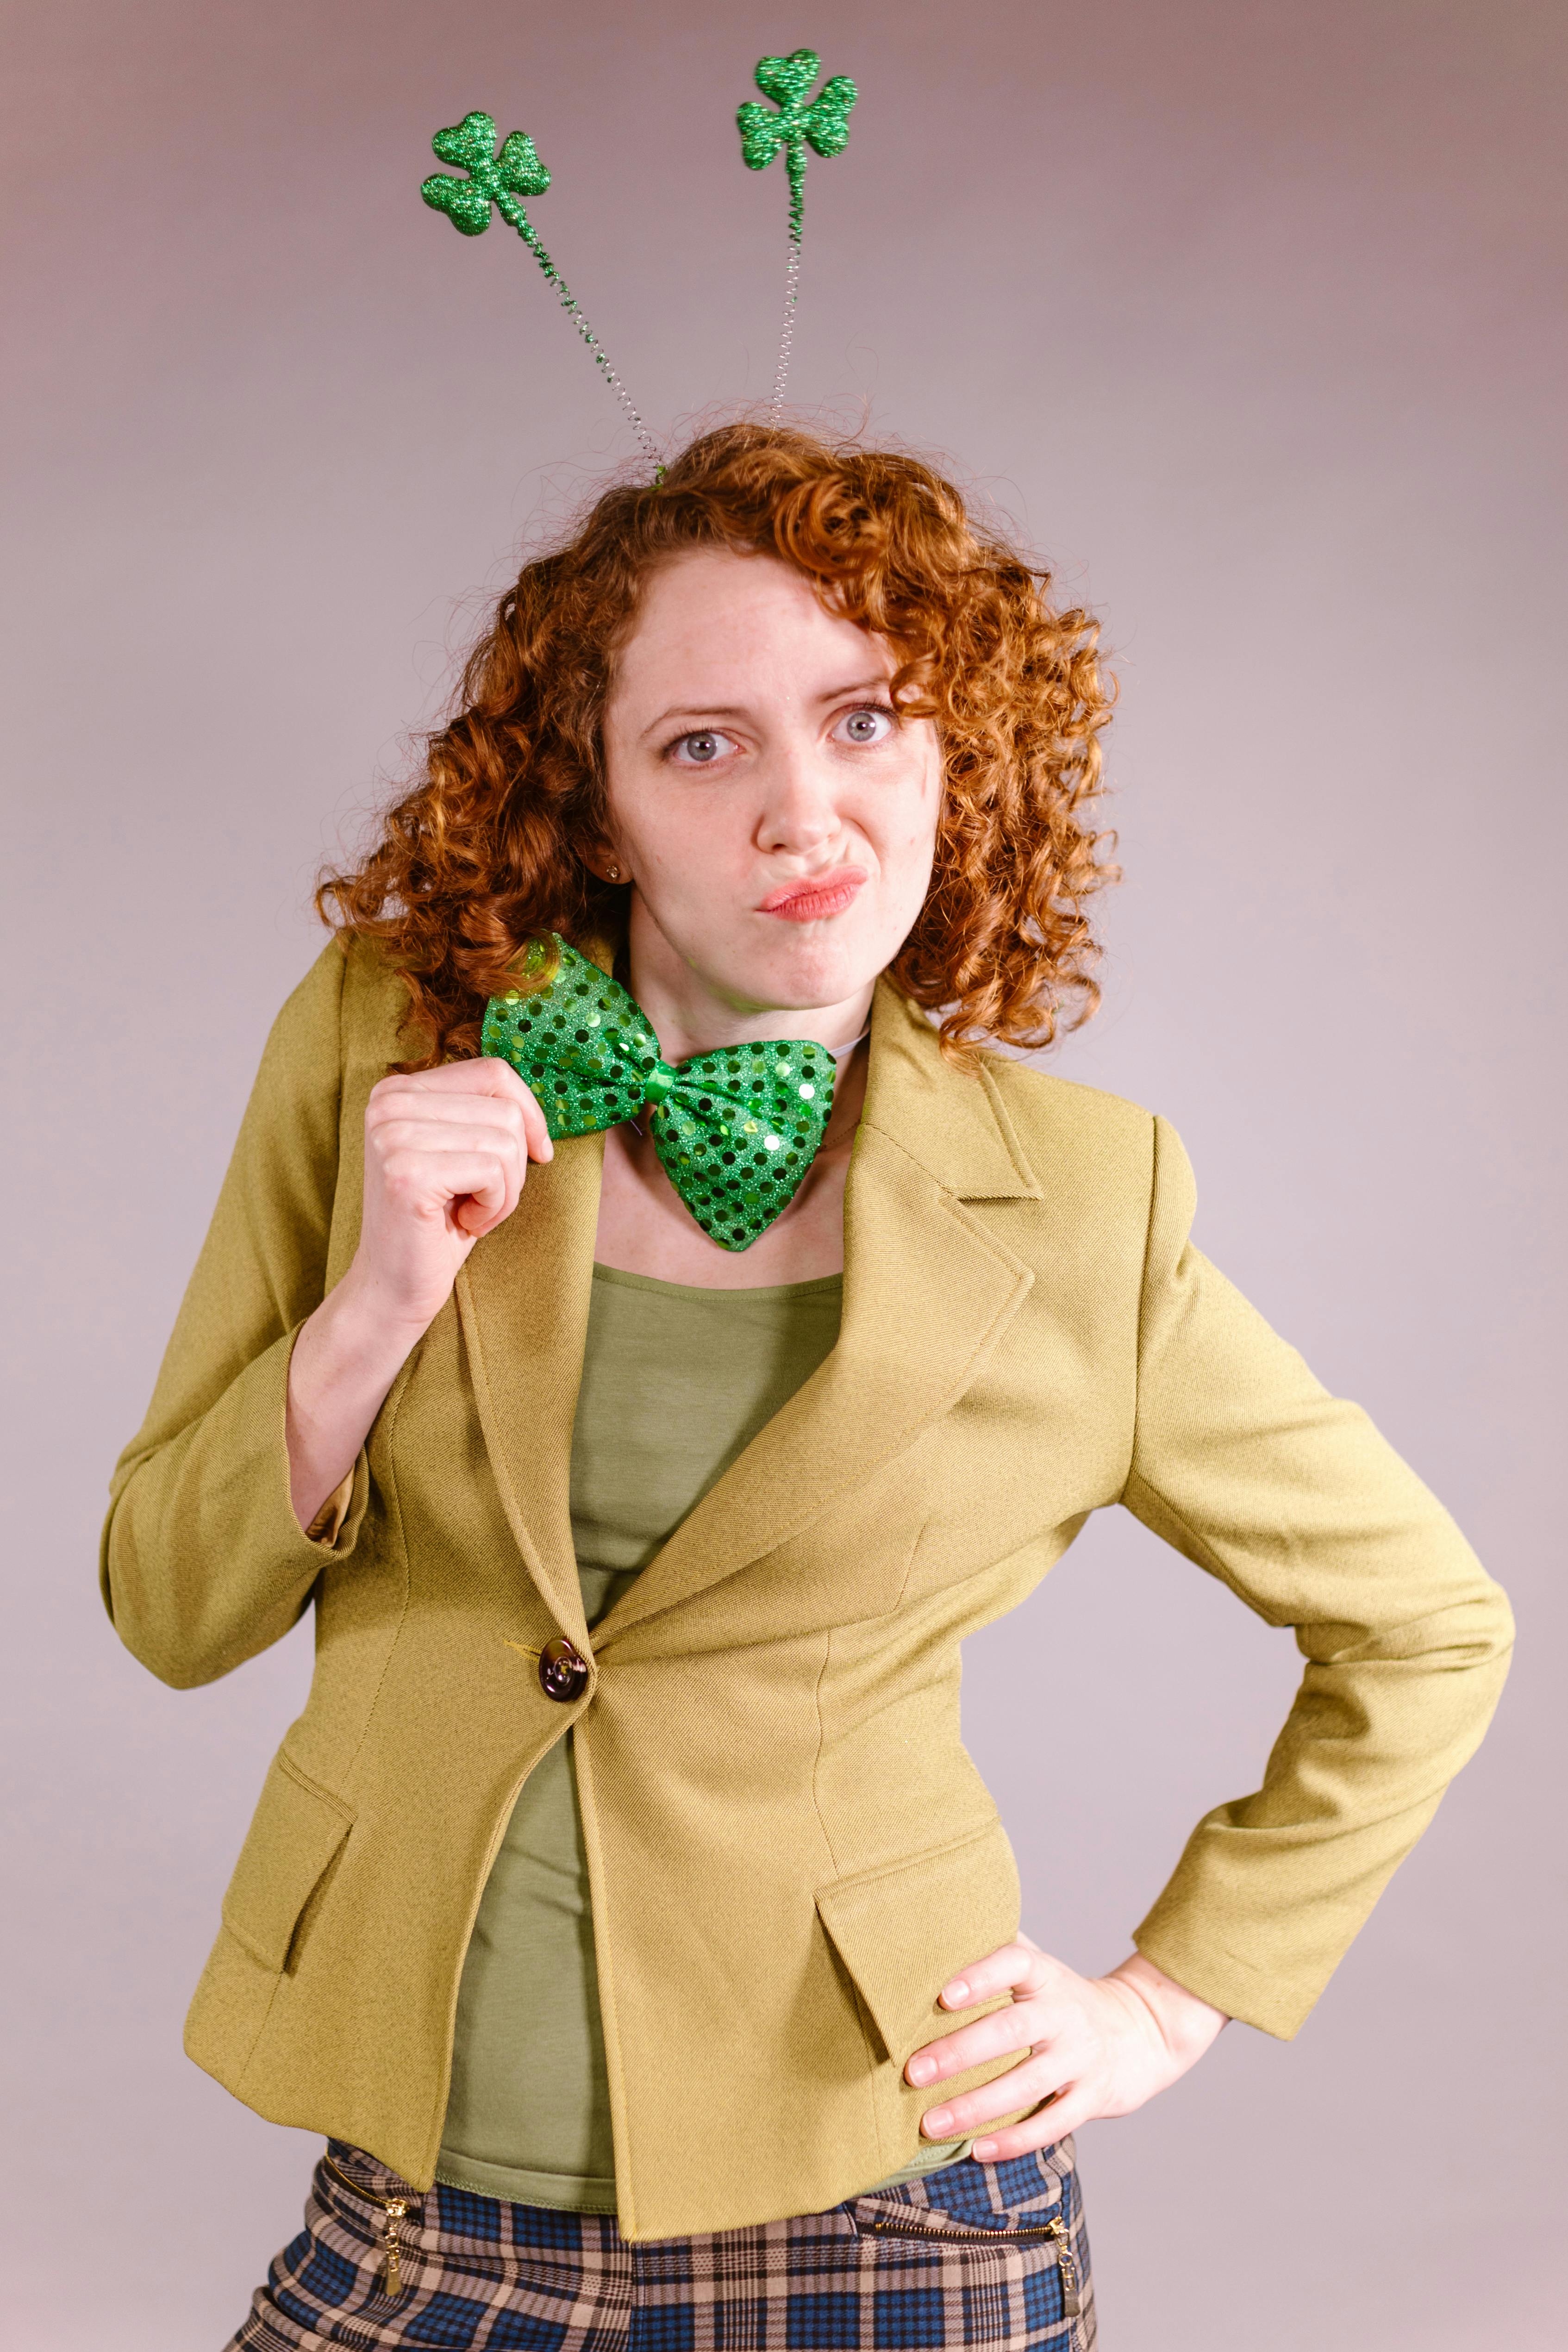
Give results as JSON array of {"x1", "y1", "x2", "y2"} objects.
[{"x1": 436, "y1": 1263, "x2": 964, "y2": 2211}]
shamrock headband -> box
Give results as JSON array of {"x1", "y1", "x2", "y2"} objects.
[{"x1": 420, "y1": 49, "x2": 858, "y2": 478}]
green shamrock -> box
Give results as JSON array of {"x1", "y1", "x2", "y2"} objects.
[
  {"x1": 737, "y1": 50, "x2": 856, "y2": 232},
  {"x1": 421, "y1": 110, "x2": 551, "y2": 238}
]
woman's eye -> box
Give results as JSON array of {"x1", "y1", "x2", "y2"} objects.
[
  {"x1": 835, "y1": 705, "x2": 895, "y2": 747},
  {"x1": 669, "y1": 729, "x2": 738, "y2": 767}
]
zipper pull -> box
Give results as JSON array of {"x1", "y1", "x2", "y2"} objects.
[
  {"x1": 1045, "y1": 2218, "x2": 1082, "y2": 2318},
  {"x1": 382, "y1": 2197, "x2": 408, "y2": 2298}
]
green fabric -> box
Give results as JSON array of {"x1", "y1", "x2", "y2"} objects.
[
  {"x1": 439, "y1": 1263, "x2": 858, "y2": 2210},
  {"x1": 480, "y1": 937, "x2": 838, "y2": 1250}
]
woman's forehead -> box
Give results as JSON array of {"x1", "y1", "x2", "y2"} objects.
[{"x1": 613, "y1": 549, "x2": 888, "y2": 708}]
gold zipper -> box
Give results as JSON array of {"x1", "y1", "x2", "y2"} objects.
[
  {"x1": 321, "y1": 2153, "x2": 414, "y2": 2298},
  {"x1": 859, "y1": 2212, "x2": 1082, "y2": 2316}
]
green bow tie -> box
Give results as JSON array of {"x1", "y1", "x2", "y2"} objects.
[{"x1": 481, "y1": 936, "x2": 838, "y2": 1251}]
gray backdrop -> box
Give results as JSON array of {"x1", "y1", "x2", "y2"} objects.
[{"x1": 3, "y1": 2, "x2": 1562, "y2": 2344}]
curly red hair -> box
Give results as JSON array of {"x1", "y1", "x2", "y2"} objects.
[{"x1": 319, "y1": 421, "x2": 1117, "y2": 1064}]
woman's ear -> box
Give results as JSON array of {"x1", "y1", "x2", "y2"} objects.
[{"x1": 581, "y1": 842, "x2": 630, "y2": 887}]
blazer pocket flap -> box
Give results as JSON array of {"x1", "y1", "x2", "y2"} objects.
[
  {"x1": 221, "y1": 1751, "x2": 355, "y2": 1973},
  {"x1": 815, "y1": 1818, "x2": 1021, "y2": 2064}
]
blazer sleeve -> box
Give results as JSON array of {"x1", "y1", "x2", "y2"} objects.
[
  {"x1": 100, "y1": 941, "x2": 370, "y2": 1690},
  {"x1": 1124, "y1": 1115, "x2": 1514, "y2": 2037}
]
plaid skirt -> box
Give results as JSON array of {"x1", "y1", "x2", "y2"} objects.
[{"x1": 229, "y1": 2137, "x2": 1096, "y2": 2352}]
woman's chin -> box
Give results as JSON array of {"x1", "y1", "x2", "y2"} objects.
[
  {"x1": 643, "y1": 896, "x2": 906, "y2": 1022},
  {"x1": 726, "y1": 928, "x2": 887, "y2": 1018}
]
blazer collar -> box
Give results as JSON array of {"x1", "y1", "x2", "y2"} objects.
[
  {"x1": 856, "y1": 977, "x2": 1043, "y2": 1205},
  {"x1": 449, "y1": 923, "x2": 625, "y2": 1643},
  {"x1": 456, "y1": 1130, "x2": 604, "y2": 1650}
]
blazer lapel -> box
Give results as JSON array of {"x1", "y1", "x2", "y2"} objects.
[
  {"x1": 456, "y1": 1129, "x2": 604, "y2": 1647},
  {"x1": 593, "y1": 985, "x2": 1039, "y2": 1648}
]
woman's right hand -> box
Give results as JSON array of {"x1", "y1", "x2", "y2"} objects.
[
  {"x1": 285, "y1": 1059, "x2": 551, "y2": 1532},
  {"x1": 350, "y1": 1059, "x2": 553, "y2": 1331}
]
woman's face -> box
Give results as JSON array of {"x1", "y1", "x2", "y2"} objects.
[{"x1": 599, "y1": 548, "x2": 942, "y2": 1042}]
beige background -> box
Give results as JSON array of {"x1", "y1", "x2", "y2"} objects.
[{"x1": 2, "y1": 1, "x2": 1562, "y2": 2342}]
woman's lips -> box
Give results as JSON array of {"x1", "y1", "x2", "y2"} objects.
[{"x1": 758, "y1": 868, "x2": 868, "y2": 923}]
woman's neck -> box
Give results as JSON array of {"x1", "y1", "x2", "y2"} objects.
[{"x1": 624, "y1": 906, "x2": 875, "y2": 1065}]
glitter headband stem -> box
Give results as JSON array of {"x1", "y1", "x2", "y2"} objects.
[
  {"x1": 498, "y1": 199, "x2": 661, "y2": 475},
  {"x1": 768, "y1": 147, "x2": 808, "y2": 420}
]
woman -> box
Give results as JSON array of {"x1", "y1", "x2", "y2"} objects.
[{"x1": 103, "y1": 423, "x2": 1512, "y2": 2349}]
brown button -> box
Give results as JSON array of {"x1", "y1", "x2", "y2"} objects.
[{"x1": 537, "y1": 1636, "x2": 590, "y2": 1704}]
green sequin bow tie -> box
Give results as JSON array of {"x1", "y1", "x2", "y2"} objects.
[{"x1": 481, "y1": 937, "x2": 838, "y2": 1252}]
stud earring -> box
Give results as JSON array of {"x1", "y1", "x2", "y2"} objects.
[{"x1": 606, "y1": 863, "x2": 622, "y2": 882}]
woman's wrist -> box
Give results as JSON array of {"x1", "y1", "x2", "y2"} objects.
[
  {"x1": 1104, "y1": 1950, "x2": 1230, "y2": 2062},
  {"x1": 284, "y1": 1265, "x2": 436, "y2": 1531}
]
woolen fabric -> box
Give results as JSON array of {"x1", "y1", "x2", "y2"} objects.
[{"x1": 101, "y1": 937, "x2": 1513, "y2": 2240}]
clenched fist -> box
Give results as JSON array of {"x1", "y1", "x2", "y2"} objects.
[
  {"x1": 355, "y1": 1059, "x2": 552, "y2": 1329},
  {"x1": 285, "y1": 1057, "x2": 552, "y2": 1530}
]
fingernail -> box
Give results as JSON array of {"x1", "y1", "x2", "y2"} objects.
[
  {"x1": 924, "y1": 2109, "x2": 952, "y2": 2136},
  {"x1": 972, "y1": 2140, "x2": 996, "y2": 2161},
  {"x1": 943, "y1": 1980, "x2": 969, "y2": 2004},
  {"x1": 907, "y1": 2056, "x2": 935, "y2": 2085}
]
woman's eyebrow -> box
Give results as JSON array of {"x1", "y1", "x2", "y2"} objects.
[
  {"x1": 640, "y1": 702, "x2": 751, "y2": 742},
  {"x1": 638, "y1": 678, "x2": 897, "y2": 744},
  {"x1": 817, "y1": 675, "x2": 898, "y2": 706}
]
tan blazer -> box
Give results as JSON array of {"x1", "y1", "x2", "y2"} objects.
[{"x1": 101, "y1": 938, "x2": 1512, "y2": 2240}]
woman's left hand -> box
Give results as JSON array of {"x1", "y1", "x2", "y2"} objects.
[{"x1": 906, "y1": 1938, "x2": 1229, "y2": 2160}]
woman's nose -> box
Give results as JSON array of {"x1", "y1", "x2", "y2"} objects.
[{"x1": 756, "y1": 743, "x2": 839, "y2": 854}]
